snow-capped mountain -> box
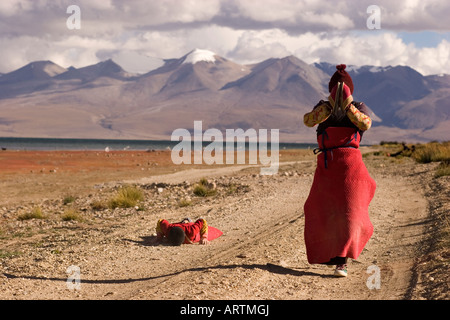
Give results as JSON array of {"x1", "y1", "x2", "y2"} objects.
[
  {"x1": 0, "y1": 50, "x2": 448, "y2": 143},
  {"x1": 182, "y1": 49, "x2": 217, "y2": 64}
]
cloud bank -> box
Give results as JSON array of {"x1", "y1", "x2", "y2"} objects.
[{"x1": 0, "y1": 0, "x2": 449, "y2": 75}]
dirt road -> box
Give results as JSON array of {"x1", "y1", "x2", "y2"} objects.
[{"x1": 0, "y1": 149, "x2": 445, "y2": 301}]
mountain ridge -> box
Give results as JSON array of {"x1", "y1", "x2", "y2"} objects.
[
  {"x1": 0, "y1": 50, "x2": 448, "y2": 144},
  {"x1": 0, "y1": 61, "x2": 67, "y2": 84}
]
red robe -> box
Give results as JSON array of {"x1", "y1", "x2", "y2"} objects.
[
  {"x1": 156, "y1": 219, "x2": 208, "y2": 244},
  {"x1": 303, "y1": 127, "x2": 376, "y2": 264}
]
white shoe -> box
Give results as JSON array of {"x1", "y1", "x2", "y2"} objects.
[{"x1": 334, "y1": 264, "x2": 348, "y2": 277}]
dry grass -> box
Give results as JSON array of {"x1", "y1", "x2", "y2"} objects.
[
  {"x1": 413, "y1": 142, "x2": 450, "y2": 178},
  {"x1": 17, "y1": 207, "x2": 46, "y2": 221},
  {"x1": 108, "y1": 185, "x2": 144, "y2": 209},
  {"x1": 193, "y1": 178, "x2": 217, "y2": 197},
  {"x1": 435, "y1": 161, "x2": 450, "y2": 178},
  {"x1": 383, "y1": 141, "x2": 450, "y2": 178},
  {"x1": 61, "y1": 208, "x2": 84, "y2": 222},
  {"x1": 413, "y1": 141, "x2": 450, "y2": 164},
  {"x1": 178, "y1": 199, "x2": 192, "y2": 207}
]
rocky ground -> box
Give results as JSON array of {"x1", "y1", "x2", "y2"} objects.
[{"x1": 0, "y1": 148, "x2": 448, "y2": 301}]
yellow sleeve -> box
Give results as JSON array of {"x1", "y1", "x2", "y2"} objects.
[
  {"x1": 303, "y1": 102, "x2": 331, "y2": 127},
  {"x1": 156, "y1": 219, "x2": 164, "y2": 237},
  {"x1": 199, "y1": 219, "x2": 208, "y2": 239},
  {"x1": 346, "y1": 104, "x2": 372, "y2": 131}
]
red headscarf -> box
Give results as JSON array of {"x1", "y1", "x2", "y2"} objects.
[{"x1": 329, "y1": 64, "x2": 354, "y2": 94}]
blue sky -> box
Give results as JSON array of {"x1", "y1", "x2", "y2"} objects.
[
  {"x1": 399, "y1": 31, "x2": 450, "y2": 47},
  {"x1": 0, "y1": 0, "x2": 449, "y2": 76}
]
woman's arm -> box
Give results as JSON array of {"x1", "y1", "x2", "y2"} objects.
[
  {"x1": 194, "y1": 218, "x2": 209, "y2": 245},
  {"x1": 156, "y1": 219, "x2": 169, "y2": 239},
  {"x1": 345, "y1": 103, "x2": 372, "y2": 131},
  {"x1": 303, "y1": 101, "x2": 332, "y2": 127}
]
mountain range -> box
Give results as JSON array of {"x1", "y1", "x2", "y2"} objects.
[{"x1": 0, "y1": 48, "x2": 449, "y2": 144}]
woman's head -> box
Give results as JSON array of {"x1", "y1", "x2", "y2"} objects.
[
  {"x1": 168, "y1": 227, "x2": 185, "y2": 246},
  {"x1": 329, "y1": 64, "x2": 354, "y2": 94}
]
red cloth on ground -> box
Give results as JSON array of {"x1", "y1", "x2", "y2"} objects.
[{"x1": 303, "y1": 127, "x2": 376, "y2": 264}]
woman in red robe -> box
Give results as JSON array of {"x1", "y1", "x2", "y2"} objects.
[
  {"x1": 155, "y1": 218, "x2": 210, "y2": 245},
  {"x1": 303, "y1": 65, "x2": 376, "y2": 277}
]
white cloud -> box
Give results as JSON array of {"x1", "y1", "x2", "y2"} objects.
[
  {"x1": 410, "y1": 39, "x2": 450, "y2": 75},
  {"x1": 0, "y1": 35, "x2": 118, "y2": 72},
  {"x1": 226, "y1": 29, "x2": 450, "y2": 75},
  {"x1": 0, "y1": 0, "x2": 449, "y2": 75},
  {"x1": 227, "y1": 30, "x2": 291, "y2": 64},
  {"x1": 290, "y1": 31, "x2": 450, "y2": 75},
  {"x1": 111, "y1": 51, "x2": 164, "y2": 74},
  {"x1": 0, "y1": 0, "x2": 33, "y2": 16},
  {"x1": 102, "y1": 0, "x2": 222, "y2": 26},
  {"x1": 380, "y1": 0, "x2": 450, "y2": 31},
  {"x1": 233, "y1": 0, "x2": 354, "y2": 31}
]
